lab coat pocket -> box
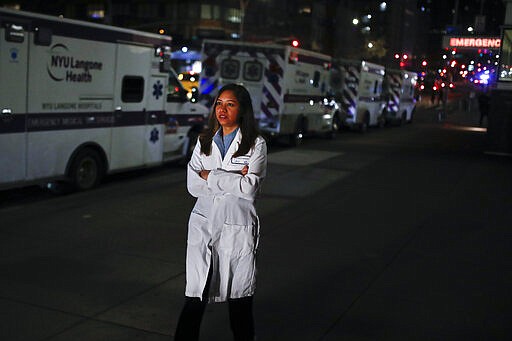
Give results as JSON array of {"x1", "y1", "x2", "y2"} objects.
[
  {"x1": 219, "y1": 223, "x2": 256, "y2": 258},
  {"x1": 188, "y1": 211, "x2": 207, "y2": 246}
]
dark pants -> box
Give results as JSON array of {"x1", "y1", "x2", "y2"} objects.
[{"x1": 174, "y1": 265, "x2": 255, "y2": 341}]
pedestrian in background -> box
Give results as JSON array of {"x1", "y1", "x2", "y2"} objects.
[
  {"x1": 478, "y1": 90, "x2": 491, "y2": 127},
  {"x1": 174, "y1": 83, "x2": 267, "y2": 341}
]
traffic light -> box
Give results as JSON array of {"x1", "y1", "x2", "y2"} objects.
[{"x1": 291, "y1": 39, "x2": 300, "y2": 48}]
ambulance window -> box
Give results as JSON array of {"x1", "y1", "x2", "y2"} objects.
[
  {"x1": 167, "y1": 73, "x2": 187, "y2": 101},
  {"x1": 204, "y1": 65, "x2": 215, "y2": 77},
  {"x1": 243, "y1": 61, "x2": 263, "y2": 82},
  {"x1": 221, "y1": 59, "x2": 240, "y2": 79},
  {"x1": 122, "y1": 76, "x2": 144, "y2": 102},
  {"x1": 312, "y1": 71, "x2": 320, "y2": 88},
  {"x1": 34, "y1": 27, "x2": 52, "y2": 46}
]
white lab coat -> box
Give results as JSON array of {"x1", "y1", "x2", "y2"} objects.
[{"x1": 185, "y1": 129, "x2": 267, "y2": 302}]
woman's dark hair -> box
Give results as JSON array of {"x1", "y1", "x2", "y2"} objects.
[{"x1": 199, "y1": 83, "x2": 259, "y2": 157}]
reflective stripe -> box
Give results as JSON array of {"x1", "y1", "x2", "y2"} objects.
[{"x1": 0, "y1": 111, "x2": 206, "y2": 134}]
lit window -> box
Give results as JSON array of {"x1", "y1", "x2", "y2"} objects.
[
  {"x1": 4, "y1": 4, "x2": 20, "y2": 10},
  {"x1": 299, "y1": 6, "x2": 311, "y2": 14},
  {"x1": 213, "y1": 5, "x2": 221, "y2": 19},
  {"x1": 226, "y1": 8, "x2": 241, "y2": 23},
  {"x1": 201, "y1": 4, "x2": 212, "y2": 19},
  {"x1": 87, "y1": 4, "x2": 105, "y2": 19}
]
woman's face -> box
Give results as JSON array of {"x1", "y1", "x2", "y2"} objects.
[{"x1": 215, "y1": 90, "x2": 240, "y2": 133}]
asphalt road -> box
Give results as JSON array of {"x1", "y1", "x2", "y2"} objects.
[{"x1": 1, "y1": 98, "x2": 511, "y2": 340}]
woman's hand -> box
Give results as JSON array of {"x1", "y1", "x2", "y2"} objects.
[
  {"x1": 199, "y1": 170, "x2": 210, "y2": 180},
  {"x1": 241, "y1": 165, "x2": 249, "y2": 176}
]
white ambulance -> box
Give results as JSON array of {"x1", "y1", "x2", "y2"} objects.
[
  {"x1": 382, "y1": 69, "x2": 418, "y2": 125},
  {"x1": 0, "y1": 8, "x2": 207, "y2": 191},
  {"x1": 199, "y1": 39, "x2": 334, "y2": 145},
  {"x1": 329, "y1": 59, "x2": 386, "y2": 132}
]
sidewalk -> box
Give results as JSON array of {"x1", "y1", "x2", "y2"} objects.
[
  {"x1": 1, "y1": 100, "x2": 511, "y2": 341},
  {"x1": 418, "y1": 95, "x2": 486, "y2": 128}
]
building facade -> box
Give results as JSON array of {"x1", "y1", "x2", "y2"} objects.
[{"x1": 0, "y1": 0, "x2": 505, "y2": 69}]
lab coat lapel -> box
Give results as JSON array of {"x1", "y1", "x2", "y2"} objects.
[
  {"x1": 221, "y1": 129, "x2": 242, "y2": 168},
  {"x1": 211, "y1": 139, "x2": 223, "y2": 168}
]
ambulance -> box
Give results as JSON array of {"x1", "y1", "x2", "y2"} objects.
[
  {"x1": 329, "y1": 59, "x2": 386, "y2": 132},
  {"x1": 199, "y1": 39, "x2": 335, "y2": 145},
  {"x1": 382, "y1": 69, "x2": 418, "y2": 125},
  {"x1": 0, "y1": 8, "x2": 207, "y2": 191}
]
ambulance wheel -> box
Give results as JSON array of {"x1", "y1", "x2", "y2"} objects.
[
  {"x1": 69, "y1": 148, "x2": 103, "y2": 191},
  {"x1": 378, "y1": 116, "x2": 386, "y2": 128},
  {"x1": 325, "y1": 116, "x2": 338, "y2": 139},
  {"x1": 289, "y1": 131, "x2": 303, "y2": 146},
  {"x1": 289, "y1": 117, "x2": 306, "y2": 146},
  {"x1": 359, "y1": 113, "x2": 369, "y2": 133},
  {"x1": 399, "y1": 112, "x2": 406, "y2": 126},
  {"x1": 333, "y1": 113, "x2": 343, "y2": 132},
  {"x1": 408, "y1": 109, "x2": 415, "y2": 124}
]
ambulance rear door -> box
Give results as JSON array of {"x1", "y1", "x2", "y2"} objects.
[
  {"x1": 0, "y1": 19, "x2": 28, "y2": 185},
  {"x1": 112, "y1": 43, "x2": 150, "y2": 170},
  {"x1": 218, "y1": 53, "x2": 266, "y2": 119}
]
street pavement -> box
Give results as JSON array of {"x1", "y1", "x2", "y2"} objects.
[{"x1": 1, "y1": 97, "x2": 511, "y2": 341}]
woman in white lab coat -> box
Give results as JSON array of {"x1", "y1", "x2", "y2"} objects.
[{"x1": 174, "y1": 83, "x2": 267, "y2": 341}]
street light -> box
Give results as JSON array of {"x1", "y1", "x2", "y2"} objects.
[{"x1": 352, "y1": 18, "x2": 359, "y2": 25}]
